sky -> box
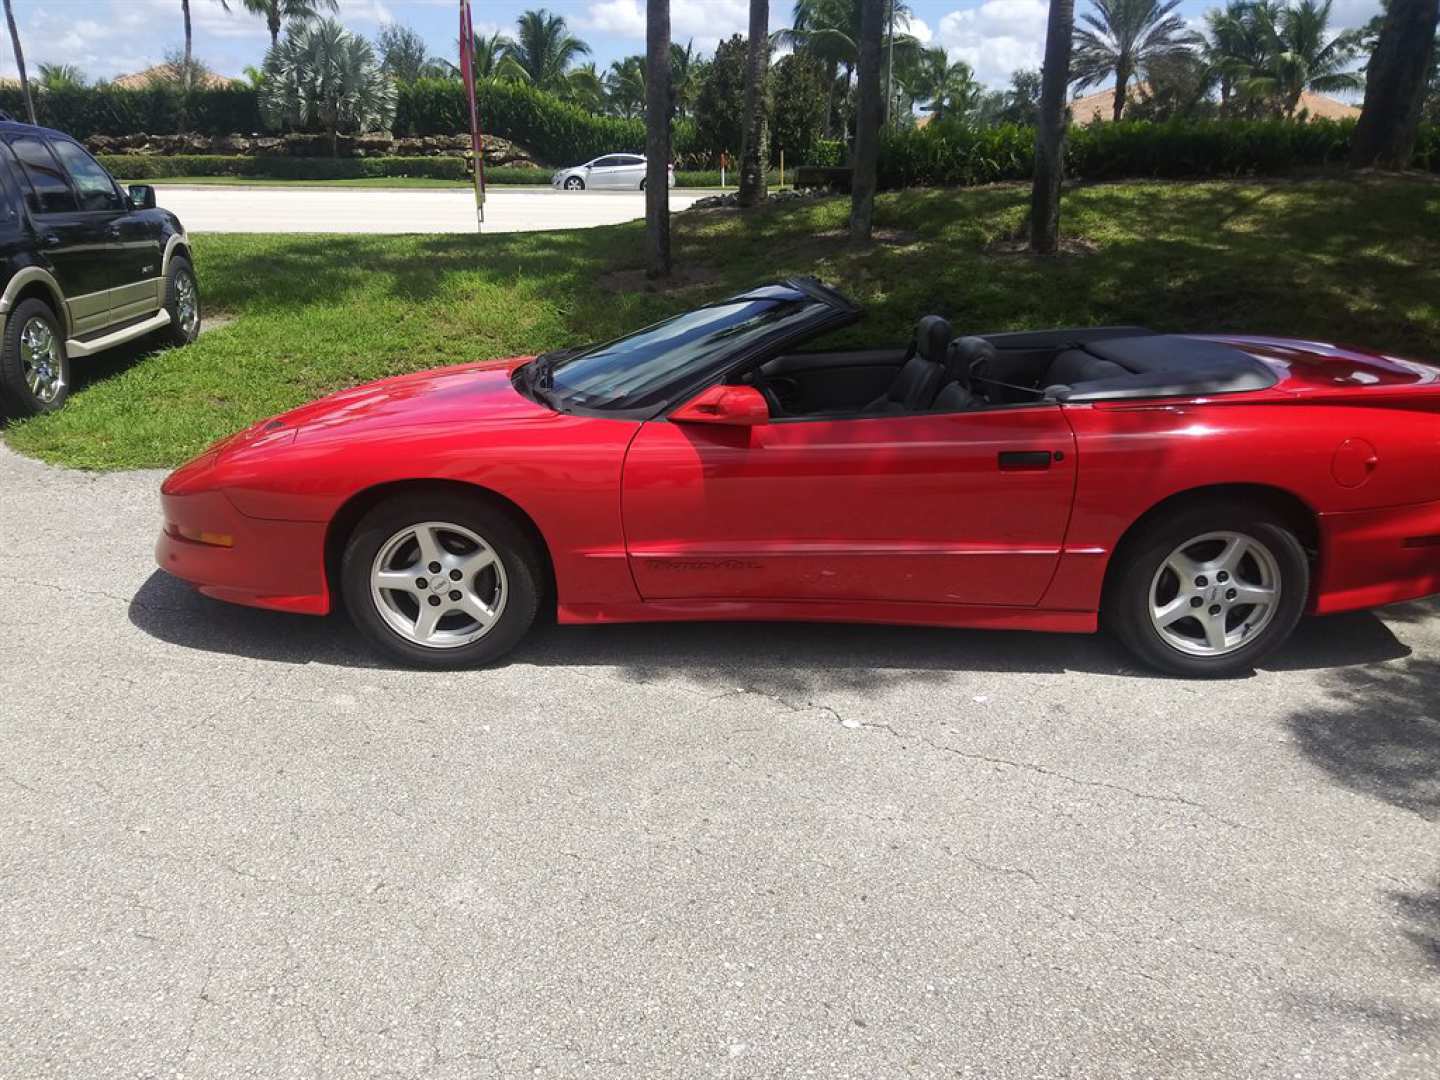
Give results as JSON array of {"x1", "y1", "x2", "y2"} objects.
[{"x1": 5, "y1": 0, "x2": 1386, "y2": 92}]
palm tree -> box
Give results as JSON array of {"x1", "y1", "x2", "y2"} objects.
[
  {"x1": 1071, "y1": 0, "x2": 1197, "y2": 121},
  {"x1": 645, "y1": 0, "x2": 671, "y2": 277},
  {"x1": 238, "y1": 0, "x2": 339, "y2": 50},
  {"x1": 2, "y1": 0, "x2": 34, "y2": 124},
  {"x1": 37, "y1": 63, "x2": 86, "y2": 92},
  {"x1": 260, "y1": 18, "x2": 397, "y2": 156},
  {"x1": 375, "y1": 23, "x2": 431, "y2": 83},
  {"x1": 850, "y1": 0, "x2": 883, "y2": 242},
  {"x1": 738, "y1": 0, "x2": 771, "y2": 207},
  {"x1": 670, "y1": 40, "x2": 701, "y2": 119},
  {"x1": 504, "y1": 9, "x2": 591, "y2": 93},
  {"x1": 469, "y1": 31, "x2": 524, "y2": 82},
  {"x1": 904, "y1": 47, "x2": 981, "y2": 120},
  {"x1": 1203, "y1": 1, "x2": 1275, "y2": 110},
  {"x1": 1353, "y1": 0, "x2": 1440, "y2": 167},
  {"x1": 605, "y1": 55, "x2": 647, "y2": 117},
  {"x1": 1241, "y1": 0, "x2": 1363, "y2": 117},
  {"x1": 1032, "y1": 0, "x2": 1077, "y2": 254},
  {"x1": 564, "y1": 62, "x2": 607, "y2": 112}
]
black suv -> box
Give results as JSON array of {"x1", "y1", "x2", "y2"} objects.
[{"x1": 0, "y1": 117, "x2": 199, "y2": 417}]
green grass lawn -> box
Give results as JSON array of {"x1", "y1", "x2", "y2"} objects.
[
  {"x1": 7, "y1": 176, "x2": 1439, "y2": 471},
  {"x1": 132, "y1": 174, "x2": 738, "y2": 189}
]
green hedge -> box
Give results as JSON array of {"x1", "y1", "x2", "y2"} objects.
[
  {"x1": 877, "y1": 117, "x2": 1440, "y2": 188},
  {"x1": 1, "y1": 84, "x2": 262, "y2": 137},
  {"x1": 100, "y1": 155, "x2": 534, "y2": 182}
]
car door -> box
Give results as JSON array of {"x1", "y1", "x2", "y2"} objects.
[
  {"x1": 617, "y1": 155, "x2": 647, "y2": 188},
  {"x1": 621, "y1": 404, "x2": 1079, "y2": 608},
  {"x1": 6, "y1": 135, "x2": 117, "y2": 338},
  {"x1": 48, "y1": 137, "x2": 159, "y2": 327},
  {"x1": 587, "y1": 156, "x2": 623, "y2": 188}
]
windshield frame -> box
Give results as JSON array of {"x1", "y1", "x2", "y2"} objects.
[{"x1": 519, "y1": 278, "x2": 860, "y2": 420}]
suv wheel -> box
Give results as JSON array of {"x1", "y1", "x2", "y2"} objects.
[
  {"x1": 160, "y1": 256, "x2": 201, "y2": 347},
  {"x1": 0, "y1": 298, "x2": 70, "y2": 417}
]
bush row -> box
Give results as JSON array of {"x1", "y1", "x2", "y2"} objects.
[
  {"x1": 1, "y1": 85, "x2": 263, "y2": 138},
  {"x1": 877, "y1": 118, "x2": 1440, "y2": 188}
]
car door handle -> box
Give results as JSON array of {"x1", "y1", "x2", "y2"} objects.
[
  {"x1": 998, "y1": 450, "x2": 1055, "y2": 471},
  {"x1": 106, "y1": 225, "x2": 122, "y2": 238},
  {"x1": 40, "y1": 232, "x2": 61, "y2": 247}
]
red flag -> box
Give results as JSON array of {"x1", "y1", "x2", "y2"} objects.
[{"x1": 459, "y1": 0, "x2": 485, "y2": 225}]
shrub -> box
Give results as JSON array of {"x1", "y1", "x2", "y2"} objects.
[{"x1": 99, "y1": 154, "x2": 550, "y2": 183}]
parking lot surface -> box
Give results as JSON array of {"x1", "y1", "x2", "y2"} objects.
[
  {"x1": 1, "y1": 441, "x2": 1437, "y2": 1078},
  {"x1": 154, "y1": 185, "x2": 706, "y2": 233}
]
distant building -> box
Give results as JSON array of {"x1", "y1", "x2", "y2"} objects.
[
  {"x1": 1068, "y1": 84, "x2": 1360, "y2": 124},
  {"x1": 110, "y1": 64, "x2": 240, "y2": 90}
]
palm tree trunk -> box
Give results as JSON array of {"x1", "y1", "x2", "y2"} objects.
[
  {"x1": 182, "y1": 0, "x2": 194, "y2": 94},
  {"x1": 1112, "y1": 58, "x2": 1129, "y2": 121},
  {"x1": 737, "y1": 0, "x2": 770, "y2": 207},
  {"x1": 2, "y1": 0, "x2": 35, "y2": 125},
  {"x1": 823, "y1": 59, "x2": 837, "y2": 138},
  {"x1": 1030, "y1": 0, "x2": 1075, "y2": 254},
  {"x1": 645, "y1": 0, "x2": 672, "y2": 278},
  {"x1": 269, "y1": 5, "x2": 281, "y2": 50},
  {"x1": 849, "y1": 0, "x2": 883, "y2": 243},
  {"x1": 1352, "y1": 0, "x2": 1440, "y2": 167}
]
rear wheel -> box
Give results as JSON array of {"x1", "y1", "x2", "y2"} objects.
[
  {"x1": 639, "y1": 177, "x2": 646, "y2": 190},
  {"x1": 1105, "y1": 503, "x2": 1309, "y2": 677},
  {"x1": 341, "y1": 493, "x2": 542, "y2": 668},
  {"x1": 159, "y1": 256, "x2": 201, "y2": 347},
  {"x1": 0, "y1": 298, "x2": 69, "y2": 417}
]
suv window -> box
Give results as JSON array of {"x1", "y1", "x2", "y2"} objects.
[
  {"x1": 8, "y1": 136, "x2": 79, "y2": 215},
  {"x1": 49, "y1": 139, "x2": 122, "y2": 212}
]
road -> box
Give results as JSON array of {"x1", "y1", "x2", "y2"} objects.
[
  {"x1": 1, "y1": 440, "x2": 1436, "y2": 1079},
  {"x1": 153, "y1": 185, "x2": 707, "y2": 234}
]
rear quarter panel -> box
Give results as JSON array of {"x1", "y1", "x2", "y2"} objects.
[{"x1": 1044, "y1": 394, "x2": 1440, "y2": 611}]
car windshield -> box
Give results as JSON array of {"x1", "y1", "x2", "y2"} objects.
[{"x1": 546, "y1": 296, "x2": 819, "y2": 410}]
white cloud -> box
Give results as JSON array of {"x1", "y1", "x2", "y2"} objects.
[
  {"x1": 336, "y1": 0, "x2": 396, "y2": 26},
  {"x1": 581, "y1": 0, "x2": 785, "y2": 51},
  {"x1": 901, "y1": 15, "x2": 933, "y2": 45},
  {"x1": 937, "y1": 0, "x2": 1049, "y2": 87}
]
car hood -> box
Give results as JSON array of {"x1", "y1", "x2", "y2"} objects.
[{"x1": 229, "y1": 358, "x2": 553, "y2": 450}]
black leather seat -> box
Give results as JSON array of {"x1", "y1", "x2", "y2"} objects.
[
  {"x1": 932, "y1": 336, "x2": 991, "y2": 412},
  {"x1": 1046, "y1": 348, "x2": 1129, "y2": 385},
  {"x1": 864, "y1": 315, "x2": 951, "y2": 413}
]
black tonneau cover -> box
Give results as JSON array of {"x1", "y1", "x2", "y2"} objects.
[{"x1": 1049, "y1": 335, "x2": 1277, "y2": 401}]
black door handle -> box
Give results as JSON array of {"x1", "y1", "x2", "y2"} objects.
[
  {"x1": 998, "y1": 450, "x2": 1054, "y2": 471},
  {"x1": 40, "y1": 232, "x2": 61, "y2": 247}
]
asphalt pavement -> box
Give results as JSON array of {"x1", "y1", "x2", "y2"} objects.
[
  {"x1": 1, "y1": 440, "x2": 1437, "y2": 1078},
  {"x1": 154, "y1": 186, "x2": 706, "y2": 233}
]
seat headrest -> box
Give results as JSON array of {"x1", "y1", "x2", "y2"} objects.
[
  {"x1": 945, "y1": 336, "x2": 996, "y2": 382},
  {"x1": 913, "y1": 315, "x2": 953, "y2": 363}
]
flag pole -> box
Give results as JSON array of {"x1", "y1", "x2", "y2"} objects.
[{"x1": 459, "y1": 0, "x2": 486, "y2": 231}]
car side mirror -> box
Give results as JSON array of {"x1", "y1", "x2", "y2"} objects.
[
  {"x1": 671, "y1": 385, "x2": 770, "y2": 427},
  {"x1": 128, "y1": 184, "x2": 156, "y2": 210}
]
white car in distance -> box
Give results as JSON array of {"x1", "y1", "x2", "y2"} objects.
[{"x1": 551, "y1": 154, "x2": 675, "y2": 191}]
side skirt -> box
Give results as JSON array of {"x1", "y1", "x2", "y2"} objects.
[{"x1": 557, "y1": 597, "x2": 1098, "y2": 634}]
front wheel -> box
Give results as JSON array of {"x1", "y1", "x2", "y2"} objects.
[
  {"x1": 564, "y1": 176, "x2": 585, "y2": 191},
  {"x1": 1105, "y1": 503, "x2": 1309, "y2": 677},
  {"x1": 160, "y1": 255, "x2": 201, "y2": 347},
  {"x1": 341, "y1": 493, "x2": 543, "y2": 668}
]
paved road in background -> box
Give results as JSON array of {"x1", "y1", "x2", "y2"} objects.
[
  {"x1": 154, "y1": 185, "x2": 706, "y2": 233},
  {"x1": 1, "y1": 441, "x2": 1437, "y2": 1078}
]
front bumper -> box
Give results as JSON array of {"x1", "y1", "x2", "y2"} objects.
[
  {"x1": 1314, "y1": 497, "x2": 1440, "y2": 614},
  {"x1": 156, "y1": 488, "x2": 331, "y2": 615}
]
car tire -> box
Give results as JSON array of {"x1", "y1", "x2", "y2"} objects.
[
  {"x1": 639, "y1": 177, "x2": 646, "y2": 190},
  {"x1": 1104, "y1": 502, "x2": 1309, "y2": 677},
  {"x1": 159, "y1": 255, "x2": 201, "y2": 347},
  {"x1": 0, "y1": 297, "x2": 70, "y2": 417},
  {"x1": 341, "y1": 492, "x2": 543, "y2": 669},
  {"x1": 564, "y1": 176, "x2": 585, "y2": 190}
]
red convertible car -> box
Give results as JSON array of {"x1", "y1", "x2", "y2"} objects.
[{"x1": 157, "y1": 278, "x2": 1440, "y2": 676}]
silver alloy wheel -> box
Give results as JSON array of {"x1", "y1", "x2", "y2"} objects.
[
  {"x1": 20, "y1": 316, "x2": 64, "y2": 404},
  {"x1": 564, "y1": 176, "x2": 583, "y2": 190},
  {"x1": 1148, "y1": 530, "x2": 1281, "y2": 657},
  {"x1": 369, "y1": 521, "x2": 508, "y2": 649},
  {"x1": 175, "y1": 270, "x2": 200, "y2": 338}
]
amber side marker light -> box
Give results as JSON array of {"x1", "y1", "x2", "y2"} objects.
[{"x1": 166, "y1": 523, "x2": 235, "y2": 548}]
